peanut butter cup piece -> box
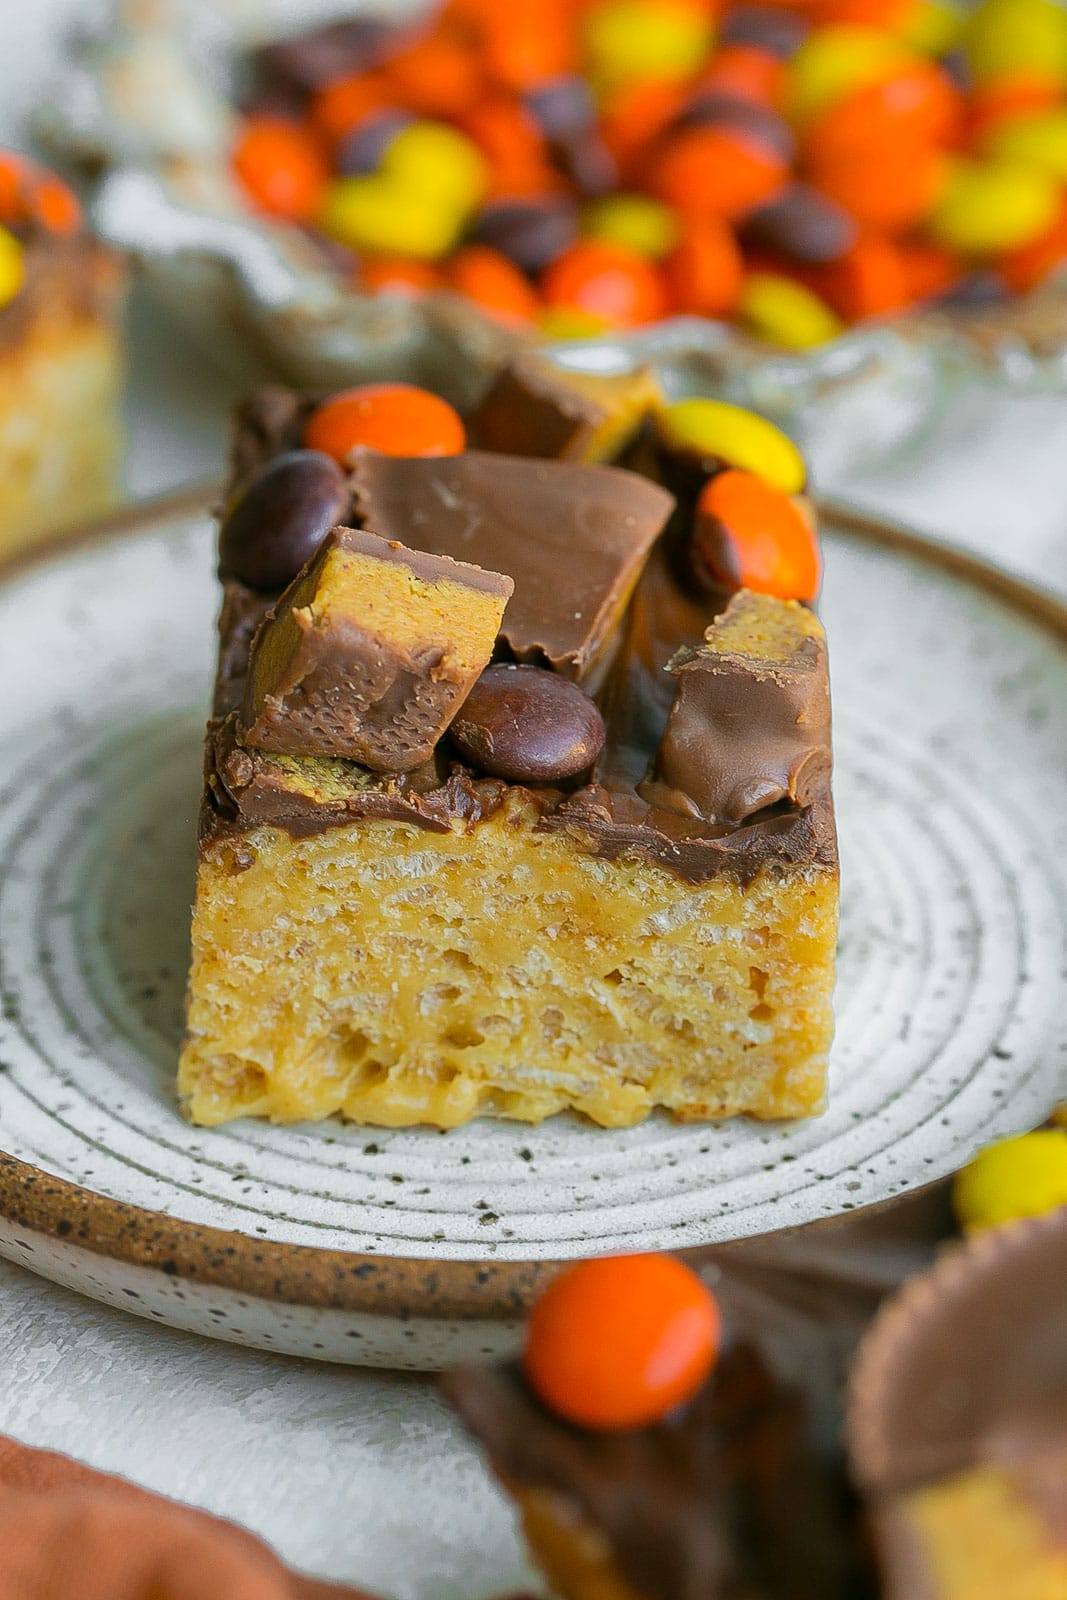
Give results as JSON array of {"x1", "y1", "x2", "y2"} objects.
[
  {"x1": 640, "y1": 590, "x2": 830, "y2": 824},
  {"x1": 468, "y1": 352, "x2": 665, "y2": 465},
  {"x1": 242, "y1": 526, "x2": 512, "y2": 773},
  {"x1": 350, "y1": 448, "x2": 674, "y2": 685}
]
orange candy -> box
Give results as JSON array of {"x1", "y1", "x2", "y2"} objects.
[
  {"x1": 998, "y1": 201, "x2": 1067, "y2": 292},
  {"x1": 808, "y1": 140, "x2": 947, "y2": 232},
  {"x1": 696, "y1": 44, "x2": 787, "y2": 109},
  {"x1": 968, "y1": 75, "x2": 1066, "y2": 142},
  {"x1": 0, "y1": 153, "x2": 82, "y2": 237},
  {"x1": 457, "y1": 99, "x2": 552, "y2": 196},
  {"x1": 0, "y1": 153, "x2": 25, "y2": 223},
  {"x1": 806, "y1": 233, "x2": 913, "y2": 319},
  {"x1": 664, "y1": 219, "x2": 745, "y2": 316},
  {"x1": 381, "y1": 35, "x2": 484, "y2": 118},
  {"x1": 447, "y1": 244, "x2": 540, "y2": 324},
  {"x1": 359, "y1": 256, "x2": 445, "y2": 295},
  {"x1": 695, "y1": 470, "x2": 821, "y2": 600},
  {"x1": 31, "y1": 174, "x2": 82, "y2": 236},
  {"x1": 232, "y1": 117, "x2": 329, "y2": 221},
  {"x1": 900, "y1": 238, "x2": 963, "y2": 300},
  {"x1": 524, "y1": 1254, "x2": 721, "y2": 1432},
  {"x1": 481, "y1": 2, "x2": 576, "y2": 88},
  {"x1": 542, "y1": 239, "x2": 668, "y2": 325},
  {"x1": 310, "y1": 74, "x2": 391, "y2": 144},
  {"x1": 813, "y1": 0, "x2": 915, "y2": 26},
  {"x1": 803, "y1": 65, "x2": 963, "y2": 160},
  {"x1": 304, "y1": 384, "x2": 467, "y2": 461},
  {"x1": 600, "y1": 79, "x2": 688, "y2": 175},
  {"x1": 652, "y1": 125, "x2": 788, "y2": 222}
]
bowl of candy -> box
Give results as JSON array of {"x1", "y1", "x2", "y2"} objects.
[{"x1": 41, "y1": 0, "x2": 1067, "y2": 466}]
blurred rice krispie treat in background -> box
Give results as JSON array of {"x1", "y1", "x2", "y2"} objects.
[{"x1": 0, "y1": 149, "x2": 123, "y2": 561}]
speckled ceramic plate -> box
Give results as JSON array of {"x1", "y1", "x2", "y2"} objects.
[{"x1": 0, "y1": 491, "x2": 1064, "y2": 1368}]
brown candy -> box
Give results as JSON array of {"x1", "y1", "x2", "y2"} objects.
[
  {"x1": 740, "y1": 184, "x2": 858, "y2": 265},
  {"x1": 449, "y1": 665, "x2": 605, "y2": 783},
  {"x1": 242, "y1": 526, "x2": 513, "y2": 773},
  {"x1": 719, "y1": 4, "x2": 811, "y2": 56},
  {"x1": 675, "y1": 93, "x2": 796, "y2": 163},
  {"x1": 640, "y1": 590, "x2": 831, "y2": 824},
  {"x1": 467, "y1": 197, "x2": 579, "y2": 275},
  {"x1": 218, "y1": 449, "x2": 350, "y2": 592}
]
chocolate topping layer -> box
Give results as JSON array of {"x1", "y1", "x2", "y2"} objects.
[
  {"x1": 443, "y1": 1348, "x2": 867, "y2": 1600},
  {"x1": 203, "y1": 386, "x2": 836, "y2": 887},
  {"x1": 349, "y1": 448, "x2": 674, "y2": 683}
]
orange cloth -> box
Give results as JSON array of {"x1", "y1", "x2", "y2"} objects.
[{"x1": 0, "y1": 1436, "x2": 375, "y2": 1599}]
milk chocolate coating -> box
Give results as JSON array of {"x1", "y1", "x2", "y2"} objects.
[
  {"x1": 641, "y1": 593, "x2": 831, "y2": 825},
  {"x1": 450, "y1": 665, "x2": 605, "y2": 783},
  {"x1": 350, "y1": 448, "x2": 674, "y2": 683},
  {"x1": 740, "y1": 185, "x2": 858, "y2": 266},
  {"x1": 242, "y1": 526, "x2": 512, "y2": 772},
  {"x1": 443, "y1": 1348, "x2": 868, "y2": 1600}
]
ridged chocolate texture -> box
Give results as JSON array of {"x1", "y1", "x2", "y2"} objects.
[{"x1": 242, "y1": 526, "x2": 513, "y2": 772}]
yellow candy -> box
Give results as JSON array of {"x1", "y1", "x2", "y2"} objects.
[
  {"x1": 381, "y1": 121, "x2": 487, "y2": 214},
  {"x1": 583, "y1": 0, "x2": 714, "y2": 88},
  {"x1": 659, "y1": 399, "x2": 806, "y2": 492},
  {"x1": 581, "y1": 194, "x2": 679, "y2": 259},
  {"x1": 898, "y1": 0, "x2": 965, "y2": 56},
  {"x1": 963, "y1": 0, "x2": 1067, "y2": 86},
  {"x1": 929, "y1": 158, "x2": 1060, "y2": 254},
  {"x1": 986, "y1": 109, "x2": 1067, "y2": 182},
  {"x1": 318, "y1": 176, "x2": 464, "y2": 260},
  {"x1": 786, "y1": 26, "x2": 913, "y2": 124},
  {"x1": 0, "y1": 225, "x2": 24, "y2": 310},
  {"x1": 953, "y1": 1130, "x2": 1067, "y2": 1230},
  {"x1": 539, "y1": 306, "x2": 614, "y2": 340},
  {"x1": 738, "y1": 273, "x2": 844, "y2": 351}
]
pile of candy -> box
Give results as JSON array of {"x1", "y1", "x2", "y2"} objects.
[
  {"x1": 230, "y1": 0, "x2": 1067, "y2": 347},
  {"x1": 0, "y1": 151, "x2": 83, "y2": 311}
]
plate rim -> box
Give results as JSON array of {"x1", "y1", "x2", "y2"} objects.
[{"x1": 1, "y1": 490, "x2": 1062, "y2": 1323}]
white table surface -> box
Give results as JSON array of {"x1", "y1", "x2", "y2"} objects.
[{"x1": 2, "y1": 6, "x2": 1066, "y2": 1597}]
